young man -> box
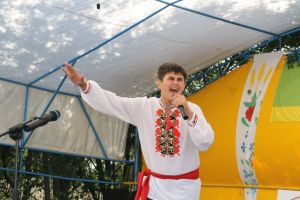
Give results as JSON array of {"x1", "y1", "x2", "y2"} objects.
[{"x1": 63, "y1": 62, "x2": 214, "y2": 200}]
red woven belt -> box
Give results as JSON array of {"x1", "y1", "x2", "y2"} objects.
[{"x1": 134, "y1": 168, "x2": 199, "y2": 200}]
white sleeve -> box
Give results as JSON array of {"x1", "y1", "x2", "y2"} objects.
[
  {"x1": 80, "y1": 80, "x2": 147, "y2": 126},
  {"x1": 187, "y1": 102, "x2": 214, "y2": 151}
]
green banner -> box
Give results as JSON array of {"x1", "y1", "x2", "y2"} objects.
[{"x1": 272, "y1": 62, "x2": 300, "y2": 121}]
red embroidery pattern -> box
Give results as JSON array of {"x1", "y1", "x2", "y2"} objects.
[{"x1": 155, "y1": 108, "x2": 180, "y2": 157}]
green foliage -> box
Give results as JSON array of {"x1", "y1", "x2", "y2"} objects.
[
  {"x1": 0, "y1": 125, "x2": 138, "y2": 199},
  {"x1": 183, "y1": 30, "x2": 300, "y2": 96},
  {"x1": 0, "y1": 28, "x2": 299, "y2": 200}
]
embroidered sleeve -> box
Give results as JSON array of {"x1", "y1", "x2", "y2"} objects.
[
  {"x1": 80, "y1": 80, "x2": 146, "y2": 126},
  {"x1": 81, "y1": 81, "x2": 91, "y2": 94},
  {"x1": 188, "y1": 112, "x2": 198, "y2": 127},
  {"x1": 187, "y1": 102, "x2": 214, "y2": 151}
]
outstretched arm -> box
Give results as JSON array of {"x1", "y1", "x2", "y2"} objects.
[
  {"x1": 62, "y1": 62, "x2": 146, "y2": 126},
  {"x1": 62, "y1": 62, "x2": 88, "y2": 91}
]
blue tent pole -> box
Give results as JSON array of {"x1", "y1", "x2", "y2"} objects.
[
  {"x1": 280, "y1": 27, "x2": 300, "y2": 37},
  {"x1": 0, "y1": 167, "x2": 124, "y2": 185},
  {"x1": 27, "y1": 0, "x2": 183, "y2": 85},
  {"x1": 156, "y1": 0, "x2": 279, "y2": 37},
  {"x1": 279, "y1": 36, "x2": 282, "y2": 49},
  {"x1": 18, "y1": 86, "x2": 30, "y2": 181},
  {"x1": 21, "y1": 74, "x2": 68, "y2": 147},
  {"x1": 77, "y1": 97, "x2": 108, "y2": 159}
]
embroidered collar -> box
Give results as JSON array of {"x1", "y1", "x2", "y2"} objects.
[{"x1": 159, "y1": 98, "x2": 176, "y2": 110}]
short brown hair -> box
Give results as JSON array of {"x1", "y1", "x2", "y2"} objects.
[{"x1": 157, "y1": 63, "x2": 187, "y2": 81}]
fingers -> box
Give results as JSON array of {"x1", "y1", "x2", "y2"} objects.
[
  {"x1": 62, "y1": 62, "x2": 76, "y2": 76},
  {"x1": 63, "y1": 62, "x2": 74, "y2": 72},
  {"x1": 61, "y1": 66, "x2": 67, "y2": 74},
  {"x1": 61, "y1": 61, "x2": 86, "y2": 87},
  {"x1": 65, "y1": 62, "x2": 74, "y2": 71},
  {"x1": 172, "y1": 94, "x2": 187, "y2": 107}
]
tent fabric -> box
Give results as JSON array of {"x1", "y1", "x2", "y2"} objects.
[
  {"x1": 0, "y1": 1, "x2": 299, "y2": 160},
  {"x1": 1, "y1": 0, "x2": 299, "y2": 97},
  {"x1": 0, "y1": 80, "x2": 128, "y2": 160}
]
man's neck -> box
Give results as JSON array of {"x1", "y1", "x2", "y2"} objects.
[{"x1": 160, "y1": 97, "x2": 173, "y2": 112}]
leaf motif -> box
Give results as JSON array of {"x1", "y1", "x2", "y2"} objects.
[
  {"x1": 246, "y1": 160, "x2": 250, "y2": 166},
  {"x1": 241, "y1": 117, "x2": 249, "y2": 127},
  {"x1": 252, "y1": 92, "x2": 257, "y2": 103},
  {"x1": 244, "y1": 102, "x2": 252, "y2": 107}
]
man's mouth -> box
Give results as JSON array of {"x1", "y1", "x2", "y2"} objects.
[{"x1": 170, "y1": 88, "x2": 178, "y2": 96}]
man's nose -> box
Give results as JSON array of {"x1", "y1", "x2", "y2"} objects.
[{"x1": 173, "y1": 79, "x2": 179, "y2": 84}]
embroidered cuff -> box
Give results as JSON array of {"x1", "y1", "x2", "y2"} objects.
[
  {"x1": 81, "y1": 81, "x2": 91, "y2": 94},
  {"x1": 188, "y1": 113, "x2": 198, "y2": 127}
]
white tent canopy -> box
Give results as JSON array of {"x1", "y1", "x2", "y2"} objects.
[{"x1": 0, "y1": 0, "x2": 299, "y2": 160}]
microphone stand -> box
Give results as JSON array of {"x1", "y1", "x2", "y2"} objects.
[{"x1": 0, "y1": 117, "x2": 38, "y2": 200}]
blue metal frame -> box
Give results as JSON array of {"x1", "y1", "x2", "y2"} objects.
[
  {"x1": 0, "y1": 167, "x2": 125, "y2": 185},
  {"x1": 22, "y1": 0, "x2": 183, "y2": 89},
  {"x1": 155, "y1": 0, "x2": 280, "y2": 37},
  {"x1": 21, "y1": 74, "x2": 68, "y2": 147},
  {"x1": 185, "y1": 27, "x2": 300, "y2": 95},
  {"x1": 77, "y1": 97, "x2": 108, "y2": 159},
  {"x1": 18, "y1": 86, "x2": 30, "y2": 174},
  {"x1": 0, "y1": 0, "x2": 184, "y2": 186},
  {"x1": 0, "y1": 0, "x2": 299, "y2": 187},
  {"x1": 0, "y1": 142, "x2": 133, "y2": 164},
  {"x1": 0, "y1": 77, "x2": 79, "y2": 97}
]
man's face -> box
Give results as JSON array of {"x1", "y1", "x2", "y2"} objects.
[{"x1": 156, "y1": 72, "x2": 186, "y2": 102}]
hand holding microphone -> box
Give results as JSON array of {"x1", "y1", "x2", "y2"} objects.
[
  {"x1": 172, "y1": 94, "x2": 191, "y2": 120},
  {"x1": 178, "y1": 105, "x2": 188, "y2": 120}
]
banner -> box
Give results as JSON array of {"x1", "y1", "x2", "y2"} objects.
[
  {"x1": 236, "y1": 52, "x2": 283, "y2": 200},
  {"x1": 277, "y1": 190, "x2": 300, "y2": 200},
  {"x1": 272, "y1": 62, "x2": 300, "y2": 121}
]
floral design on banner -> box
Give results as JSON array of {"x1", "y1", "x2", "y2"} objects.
[
  {"x1": 239, "y1": 63, "x2": 271, "y2": 186},
  {"x1": 236, "y1": 52, "x2": 283, "y2": 200},
  {"x1": 155, "y1": 108, "x2": 180, "y2": 157}
]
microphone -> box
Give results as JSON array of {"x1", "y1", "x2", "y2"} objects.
[
  {"x1": 24, "y1": 110, "x2": 61, "y2": 132},
  {"x1": 178, "y1": 105, "x2": 188, "y2": 120}
]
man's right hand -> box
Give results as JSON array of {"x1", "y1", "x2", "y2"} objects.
[{"x1": 62, "y1": 62, "x2": 88, "y2": 91}]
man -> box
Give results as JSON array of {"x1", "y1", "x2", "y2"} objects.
[{"x1": 62, "y1": 62, "x2": 214, "y2": 200}]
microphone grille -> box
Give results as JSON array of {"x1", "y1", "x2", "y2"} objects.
[{"x1": 50, "y1": 110, "x2": 61, "y2": 121}]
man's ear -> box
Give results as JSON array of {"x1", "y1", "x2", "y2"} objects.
[{"x1": 156, "y1": 79, "x2": 162, "y2": 90}]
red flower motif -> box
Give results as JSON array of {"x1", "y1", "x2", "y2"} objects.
[
  {"x1": 155, "y1": 108, "x2": 181, "y2": 157},
  {"x1": 245, "y1": 106, "x2": 255, "y2": 121},
  {"x1": 156, "y1": 109, "x2": 164, "y2": 116},
  {"x1": 155, "y1": 128, "x2": 161, "y2": 134},
  {"x1": 172, "y1": 119, "x2": 179, "y2": 127},
  {"x1": 156, "y1": 119, "x2": 162, "y2": 126},
  {"x1": 173, "y1": 110, "x2": 180, "y2": 117},
  {"x1": 173, "y1": 129, "x2": 180, "y2": 137}
]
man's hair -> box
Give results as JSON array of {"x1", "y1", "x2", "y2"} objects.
[{"x1": 157, "y1": 63, "x2": 187, "y2": 81}]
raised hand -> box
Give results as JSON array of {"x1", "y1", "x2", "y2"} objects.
[
  {"x1": 62, "y1": 62, "x2": 87, "y2": 91},
  {"x1": 172, "y1": 94, "x2": 194, "y2": 120}
]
